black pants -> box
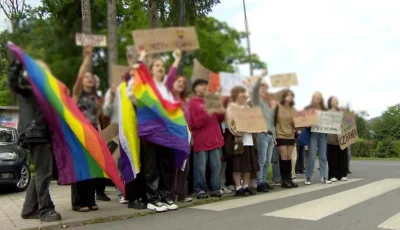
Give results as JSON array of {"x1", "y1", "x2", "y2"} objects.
[
  {"x1": 95, "y1": 178, "x2": 107, "y2": 195},
  {"x1": 224, "y1": 157, "x2": 234, "y2": 186},
  {"x1": 327, "y1": 144, "x2": 348, "y2": 180},
  {"x1": 173, "y1": 157, "x2": 190, "y2": 201},
  {"x1": 142, "y1": 140, "x2": 174, "y2": 203},
  {"x1": 296, "y1": 145, "x2": 305, "y2": 172},
  {"x1": 21, "y1": 144, "x2": 55, "y2": 217},
  {"x1": 71, "y1": 179, "x2": 96, "y2": 209},
  {"x1": 125, "y1": 141, "x2": 146, "y2": 202}
]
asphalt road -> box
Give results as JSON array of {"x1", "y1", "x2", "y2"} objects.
[{"x1": 72, "y1": 160, "x2": 400, "y2": 230}]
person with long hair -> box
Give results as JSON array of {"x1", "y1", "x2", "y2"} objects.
[
  {"x1": 304, "y1": 92, "x2": 331, "y2": 185},
  {"x1": 225, "y1": 86, "x2": 259, "y2": 196},
  {"x1": 274, "y1": 89, "x2": 298, "y2": 188},
  {"x1": 326, "y1": 96, "x2": 348, "y2": 182}
]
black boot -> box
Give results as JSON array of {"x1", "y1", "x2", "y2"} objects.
[
  {"x1": 287, "y1": 160, "x2": 298, "y2": 188},
  {"x1": 281, "y1": 160, "x2": 292, "y2": 188}
]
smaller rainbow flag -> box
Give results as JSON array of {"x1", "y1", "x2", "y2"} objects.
[
  {"x1": 7, "y1": 43, "x2": 125, "y2": 194},
  {"x1": 133, "y1": 64, "x2": 189, "y2": 168}
]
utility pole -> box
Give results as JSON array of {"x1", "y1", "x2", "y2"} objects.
[
  {"x1": 177, "y1": 0, "x2": 186, "y2": 76},
  {"x1": 242, "y1": 0, "x2": 253, "y2": 76}
]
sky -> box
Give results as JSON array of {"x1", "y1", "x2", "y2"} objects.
[{"x1": 1, "y1": 0, "x2": 399, "y2": 117}]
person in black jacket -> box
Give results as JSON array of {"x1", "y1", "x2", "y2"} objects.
[{"x1": 8, "y1": 60, "x2": 62, "y2": 222}]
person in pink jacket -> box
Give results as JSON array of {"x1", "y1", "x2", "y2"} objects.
[{"x1": 188, "y1": 79, "x2": 225, "y2": 199}]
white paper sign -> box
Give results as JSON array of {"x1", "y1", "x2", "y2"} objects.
[
  {"x1": 220, "y1": 72, "x2": 247, "y2": 96},
  {"x1": 311, "y1": 111, "x2": 343, "y2": 134}
]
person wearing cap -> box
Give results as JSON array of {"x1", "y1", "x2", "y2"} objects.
[{"x1": 188, "y1": 78, "x2": 225, "y2": 199}]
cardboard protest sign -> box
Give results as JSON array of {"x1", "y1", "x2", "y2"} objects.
[
  {"x1": 132, "y1": 27, "x2": 199, "y2": 54},
  {"x1": 126, "y1": 45, "x2": 138, "y2": 66},
  {"x1": 220, "y1": 72, "x2": 247, "y2": 96},
  {"x1": 338, "y1": 112, "x2": 358, "y2": 150},
  {"x1": 111, "y1": 64, "x2": 129, "y2": 85},
  {"x1": 100, "y1": 123, "x2": 118, "y2": 142},
  {"x1": 293, "y1": 109, "x2": 319, "y2": 128},
  {"x1": 192, "y1": 59, "x2": 212, "y2": 82},
  {"x1": 208, "y1": 72, "x2": 221, "y2": 93},
  {"x1": 231, "y1": 107, "x2": 268, "y2": 133},
  {"x1": 204, "y1": 92, "x2": 223, "y2": 114},
  {"x1": 311, "y1": 111, "x2": 343, "y2": 134},
  {"x1": 75, "y1": 33, "x2": 107, "y2": 47},
  {"x1": 270, "y1": 73, "x2": 298, "y2": 88}
]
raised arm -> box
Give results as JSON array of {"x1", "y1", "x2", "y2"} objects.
[
  {"x1": 165, "y1": 49, "x2": 181, "y2": 91},
  {"x1": 72, "y1": 46, "x2": 92, "y2": 101},
  {"x1": 251, "y1": 69, "x2": 267, "y2": 106},
  {"x1": 103, "y1": 85, "x2": 116, "y2": 117}
]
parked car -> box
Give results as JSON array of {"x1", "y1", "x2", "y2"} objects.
[{"x1": 0, "y1": 126, "x2": 31, "y2": 192}]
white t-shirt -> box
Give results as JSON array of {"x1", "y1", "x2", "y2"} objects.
[{"x1": 155, "y1": 81, "x2": 176, "y2": 103}]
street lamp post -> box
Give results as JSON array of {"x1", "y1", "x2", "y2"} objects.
[{"x1": 242, "y1": 0, "x2": 253, "y2": 76}]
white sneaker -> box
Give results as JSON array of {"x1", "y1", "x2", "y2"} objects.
[
  {"x1": 183, "y1": 197, "x2": 192, "y2": 202},
  {"x1": 147, "y1": 202, "x2": 168, "y2": 212},
  {"x1": 331, "y1": 177, "x2": 338, "y2": 182},
  {"x1": 162, "y1": 200, "x2": 178, "y2": 210},
  {"x1": 305, "y1": 178, "x2": 312, "y2": 185},
  {"x1": 220, "y1": 189, "x2": 224, "y2": 194},
  {"x1": 119, "y1": 197, "x2": 128, "y2": 204},
  {"x1": 223, "y1": 186, "x2": 232, "y2": 194},
  {"x1": 340, "y1": 177, "x2": 348, "y2": 181},
  {"x1": 274, "y1": 181, "x2": 281, "y2": 186},
  {"x1": 321, "y1": 178, "x2": 332, "y2": 184},
  {"x1": 227, "y1": 185, "x2": 235, "y2": 191},
  {"x1": 250, "y1": 180, "x2": 258, "y2": 188}
]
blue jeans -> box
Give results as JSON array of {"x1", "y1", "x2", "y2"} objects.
[
  {"x1": 306, "y1": 132, "x2": 328, "y2": 179},
  {"x1": 194, "y1": 148, "x2": 222, "y2": 194},
  {"x1": 271, "y1": 147, "x2": 282, "y2": 183},
  {"x1": 256, "y1": 133, "x2": 274, "y2": 185}
]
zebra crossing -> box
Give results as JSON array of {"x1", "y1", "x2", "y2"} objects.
[{"x1": 191, "y1": 178, "x2": 400, "y2": 230}]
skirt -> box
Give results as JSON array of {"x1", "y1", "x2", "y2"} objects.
[
  {"x1": 276, "y1": 138, "x2": 295, "y2": 146},
  {"x1": 232, "y1": 146, "x2": 260, "y2": 173}
]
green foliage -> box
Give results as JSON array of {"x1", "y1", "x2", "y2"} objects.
[
  {"x1": 352, "y1": 138, "x2": 377, "y2": 158},
  {"x1": 370, "y1": 104, "x2": 400, "y2": 141},
  {"x1": 375, "y1": 138, "x2": 399, "y2": 158},
  {"x1": 355, "y1": 115, "x2": 370, "y2": 139}
]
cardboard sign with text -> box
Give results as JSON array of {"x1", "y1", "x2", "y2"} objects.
[
  {"x1": 338, "y1": 112, "x2": 358, "y2": 149},
  {"x1": 100, "y1": 123, "x2": 118, "y2": 142},
  {"x1": 75, "y1": 33, "x2": 107, "y2": 47},
  {"x1": 220, "y1": 72, "x2": 247, "y2": 96},
  {"x1": 231, "y1": 107, "x2": 268, "y2": 133},
  {"x1": 132, "y1": 27, "x2": 199, "y2": 54},
  {"x1": 205, "y1": 92, "x2": 223, "y2": 114},
  {"x1": 111, "y1": 64, "x2": 129, "y2": 85},
  {"x1": 270, "y1": 73, "x2": 298, "y2": 88},
  {"x1": 311, "y1": 111, "x2": 343, "y2": 134},
  {"x1": 192, "y1": 59, "x2": 212, "y2": 82},
  {"x1": 293, "y1": 109, "x2": 319, "y2": 128}
]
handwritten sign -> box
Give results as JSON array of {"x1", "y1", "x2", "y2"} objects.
[
  {"x1": 231, "y1": 107, "x2": 268, "y2": 133},
  {"x1": 293, "y1": 109, "x2": 319, "y2": 128},
  {"x1": 192, "y1": 59, "x2": 212, "y2": 82},
  {"x1": 220, "y1": 72, "x2": 247, "y2": 96},
  {"x1": 311, "y1": 111, "x2": 343, "y2": 134},
  {"x1": 132, "y1": 27, "x2": 199, "y2": 54},
  {"x1": 205, "y1": 92, "x2": 223, "y2": 114},
  {"x1": 338, "y1": 112, "x2": 358, "y2": 149},
  {"x1": 75, "y1": 33, "x2": 107, "y2": 47},
  {"x1": 208, "y1": 72, "x2": 220, "y2": 93},
  {"x1": 111, "y1": 64, "x2": 129, "y2": 85},
  {"x1": 270, "y1": 73, "x2": 298, "y2": 88}
]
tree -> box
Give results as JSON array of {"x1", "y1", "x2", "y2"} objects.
[
  {"x1": 355, "y1": 115, "x2": 370, "y2": 139},
  {"x1": 107, "y1": 0, "x2": 117, "y2": 82},
  {"x1": 0, "y1": 0, "x2": 26, "y2": 32},
  {"x1": 369, "y1": 104, "x2": 400, "y2": 140}
]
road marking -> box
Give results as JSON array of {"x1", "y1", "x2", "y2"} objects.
[
  {"x1": 378, "y1": 212, "x2": 400, "y2": 230},
  {"x1": 191, "y1": 178, "x2": 363, "y2": 211},
  {"x1": 263, "y1": 179, "x2": 400, "y2": 221}
]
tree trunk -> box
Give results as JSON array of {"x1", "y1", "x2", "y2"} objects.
[
  {"x1": 81, "y1": 0, "x2": 92, "y2": 71},
  {"x1": 148, "y1": 0, "x2": 159, "y2": 60},
  {"x1": 107, "y1": 0, "x2": 118, "y2": 85}
]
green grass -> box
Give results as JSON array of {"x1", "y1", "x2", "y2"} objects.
[{"x1": 352, "y1": 157, "x2": 400, "y2": 161}]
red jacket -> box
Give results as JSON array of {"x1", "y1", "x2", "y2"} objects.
[{"x1": 188, "y1": 97, "x2": 225, "y2": 152}]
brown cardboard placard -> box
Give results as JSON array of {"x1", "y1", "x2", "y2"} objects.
[
  {"x1": 100, "y1": 123, "x2": 118, "y2": 142},
  {"x1": 293, "y1": 109, "x2": 319, "y2": 128},
  {"x1": 231, "y1": 107, "x2": 268, "y2": 133},
  {"x1": 205, "y1": 92, "x2": 223, "y2": 114},
  {"x1": 192, "y1": 59, "x2": 212, "y2": 82},
  {"x1": 311, "y1": 111, "x2": 343, "y2": 134},
  {"x1": 270, "y1": 73, "x2": 298, "y2": 88},
  {"x1": 132, "y1": 27, "x2": 199, "y2": 54},
  {"x1": 338, "y1": 125, "x2": 358, "y2": 150},
  {"x1": 111, "y1": 64, "x2": 129, "y2": 85},
  {"x1": 75, "y1": 33, "x2": 107, "y2": 47}
]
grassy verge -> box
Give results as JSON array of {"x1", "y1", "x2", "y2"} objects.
[{"x1": 351, "y1": 157, "x2": 400, "y2": 161}]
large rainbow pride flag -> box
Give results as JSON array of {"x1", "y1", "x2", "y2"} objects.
[
  {"x1": 133, "y1": 64, "x2": 189, "y2": 168},
  {"x1": 7, "y1": 43, "x2": 125, "y2": 194}
]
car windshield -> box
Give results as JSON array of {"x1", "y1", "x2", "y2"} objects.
[{"x1": 0, "y1": 129, "x2": 15, "y2": 144}]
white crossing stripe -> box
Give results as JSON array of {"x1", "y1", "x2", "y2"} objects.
[
  {"x1": 378, "y1": 212, "x2": 400, "y2": 230},
  {"x1": 263, "y1": 179, "x2": 400, "y2": 221},
  {"x1": 192, "y1": 178, "x2": 363, "y2": 211}
]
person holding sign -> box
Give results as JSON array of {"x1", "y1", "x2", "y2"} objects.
[
  {"x1": 304, "y1": 92, "x2": 331, "y2": 185},
  {"x1": 326, "y1": 97, "x2": 348, "y2": 182},
  {"x1": 225, "y1": 86, "x2": 260, "y2": 196},
  {"x1": 251, "y1": 70, "x2": 277, "y2": 192},
  {"x1": 274, "y1": 90, "x2": 298, "y2": 188}
]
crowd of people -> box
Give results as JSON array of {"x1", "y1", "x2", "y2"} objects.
[{"x1": 8, "y1": 46, "x2": 352, "y2": 223}]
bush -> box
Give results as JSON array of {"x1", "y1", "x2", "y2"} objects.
[
  {"x1": 374, "y1": 138, "x2": 400, "y2": 158},
  {"x1": 352, "y1": 138, "x2": 377, "y2": 157}
]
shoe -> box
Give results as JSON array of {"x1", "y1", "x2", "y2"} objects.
[
  {"x1": 235, "y1": 188, "x2": 244, "y2": 196},
  {"x1": 227, "y1": 185, "x2": 235, "y2": 191},
  {"x1": 197, "y1": 192, "x2": 209, "y2": 199},
  {"x1": 331, "y1": 177, "x2": 338, "y2": 182},
  {"x1": 265, "y1": 183, "x2": 274, "y2": 190},
  {"x1": 257, "y1": 183, "x2": 269, "y2": 193},
  {"x1": 40, "y1": 210, "x2": 62, "y2": 223},
  {"x1": 147, "y1": 202, "x2": 167, "y2": 212},
  {"x1": 305, "y1": 177, "x2": 312, "y2": 185},
  {"x1": 21, "y1": 213, "x2": 40, "y2": 220},
  {"x1": 222, "y1": 186, "x2": 233, "y2": 194},
  {"x1": 128, "y1": 199, "x2": 146, "y2": 209},
  {"x1": 183, "y1": 197, "x2": 193, "y2": 202},
  {"x1": 210, "y1": 190, "x2": 222, "y2": 198},
  {"x1": 119, "y1": 197, "x2": 128, "y2": 204},
  {"x1": 321, "y1": 178, "x2": 332, "y2": 184},
  {"x1": 340, "y1": 177, "x2": 348, "y2": 181},
  {"x1": 220, "y1": 189, "x2": 224, "y2": 194},
  {"x1": 96, "y1": 193, "x2": 111, "y2": 201},
  {"x1": 250, "y1": 180, "x2": 258, "y2": 188},
  {"x1": 243, "y1": 187, "x2": 256, "y2": 196},
  {"x1": 273, "y1": 181, "x2": 281, "y2": 186},
  {"x1": 162, "y1": 200, "x2": 178, "y2": 210},
  {"x1": 281, "y1": 181, "x2": 292, "y2": 188},
  {"x1": 288, "y1": 179, "x2": 298, "y2": 188},
  {"x1": 292, "y1": 175, "x2": 296, "y2": 179}
]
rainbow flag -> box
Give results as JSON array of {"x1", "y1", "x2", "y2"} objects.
[
  {"x1": 7, "y1": 43, "x2": 125, "y2": 194},
  {"x1": 133, "y1": 64, "x2": 189, "y2": 168}
]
